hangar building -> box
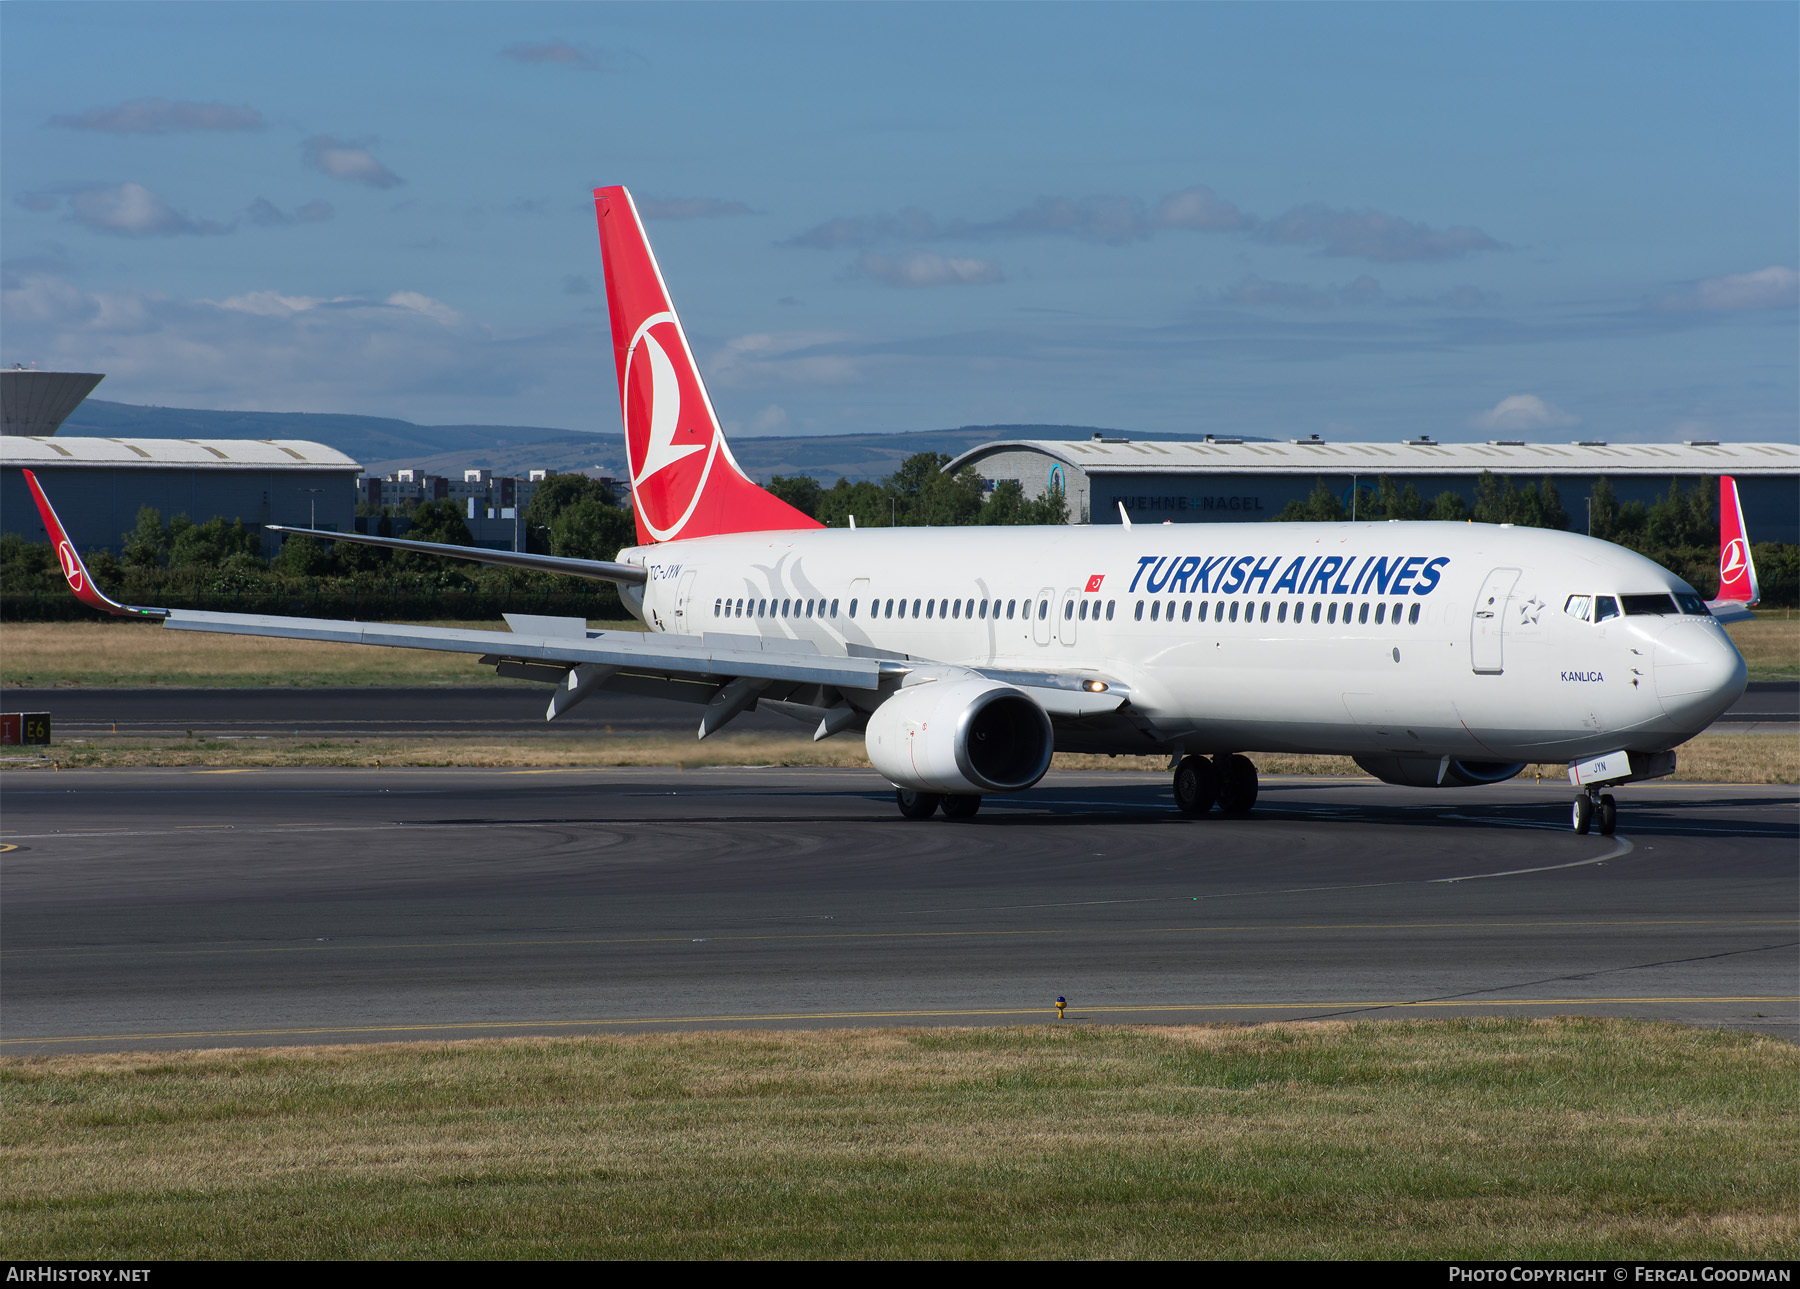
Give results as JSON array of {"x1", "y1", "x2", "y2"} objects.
[
  {"x1": 947, "y1": 435, "x2": 1800, "y2": 542},
  {"x1": 1, "y1": 436, "x2": 361, "y2": 552}
]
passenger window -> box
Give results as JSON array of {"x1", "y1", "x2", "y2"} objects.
[
  {"x1": 1408, "y1": 603, "x2": 1419, "y2": 625},
  {"x1": 1375, "y1": 603, "x2": 1385, "y2": 624},
  {"x1": 1135, "y1": 601, "x2": 1144, "y2": 621},
  {"x1": 1007, "y1": 600, "x2": 1016, "y2": 619},
  {"x1": 832, "y1": 599, "x2": 840, "y2": 618},
  {"x1": 1277, "y1": 602, "x2": 1287, "y2": 623},
  {"x1": 885, "y1": 599, "x2": 894, "y2": 618},
  {"x1": 1391, "y1": 601, "x2": 1401, "y2": 624},
  {"x1": 925, "y1": 599, "x2": 934, "y2": 619},
  {"x1": 1311, "y1": 602, "x2": 1321, "y2": 623},
  {"x1": 1079, "y1": 601, "x2": 1088, "y2": 621},
  {"x1": 952, "y1": 600, "x2": 961, "y2": 620},
  {"x1": 910, "y1": 598, "x2": 920, "y2": 617},
  {"x1": 1594, "y1": 596, "x2": 1619, "y2": 622},
  {"x1": 1357, "y1": 603, "x2": 1367, "y2": 625},
  {"x1": 1327, "y1": 603, "x2": 1337, "y2": 624},
  {"x1": 847, "y1": 599, "x2": 856, "y2": 618},
  {"x1": 1106, "y1": 600, "x2": 1116, "y2": 621},
  {"x1": 1064, "y1": 600, "x2": 1074, "y2": 620},
  {"x1": 1198, "y1": 601, "x2": 1208, "y2": 622},
  {"x1": 1182, "y1": 601, "x2": 1192, "y2": 622},
  {"x1": 1260, "y1": 602, "x2": 1270, "y2": 623},
  {"x1": 1038, "y1": 600, "x2": 1049, "y2": 620},
  {"x1": 1150, "y1": 601, "x2": 1160, "y2": 621},
  {"x1": 1215, "y1": 601, "x2": 1223, "y2": 621},
  {"x1": 1229, "y1": 602, "x2": 1239, "y2": 623}
]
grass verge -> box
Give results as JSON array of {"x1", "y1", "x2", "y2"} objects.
[
  {"x1": 2, "y1": 1020, "x2": 1793, "y2": 1259},
  {"x1": 11, "y1": 731, "x2": 1795, "y2": 783},
  {"x1": 0, "y1": 618, "x2": 646, "y2": 688},
  {"x1": 4, "y1": 616, "x2": 1793, "y2": 687}
]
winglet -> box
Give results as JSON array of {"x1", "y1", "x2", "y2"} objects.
[{"x1": 22, "y1": 469, "x2": 167, "y2": 619}]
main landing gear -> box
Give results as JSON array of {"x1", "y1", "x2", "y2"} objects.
[
  {"x1": 1174, "y1": 753, "x2": 1258, "y2": 817},
  {"x1": 895, "y1": 789, "x2": 982, "y2": 820},
  {"x1": 1571, "y1": 789, "x2": 1617, "y2": 836}
]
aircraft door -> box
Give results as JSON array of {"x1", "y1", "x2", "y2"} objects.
[
  {"x1": 1470, "y1": 567, "x2": 1520, "y2": 674},
  {"x1": 672, "y1": 570, "x2": 698, "y2": 632},
  {"x1": 1032, "y1": 587, "x2": 1054, "y2": 646},
  {"x1": 1057, "y1": 588, "x2": 1079, "y2": 646}
]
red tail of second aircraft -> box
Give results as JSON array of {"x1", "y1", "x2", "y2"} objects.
[
  {"x1": 1715, "y1": 474, "x2": 1760, "y2": 609},
  {"x1": 594, "y1": 186, "x2": 820, "y2": 546}
]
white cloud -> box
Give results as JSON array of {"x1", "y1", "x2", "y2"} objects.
[
  {"x1": 47, "y1": 98, "x2": 264, "y2": 134},
  {"x1": 709, "y1": 332, "x2": 862, "y2": 387},
  {"x1": 21, "y1": 183, "x2": 231, "y2": 237},
  {"x1": 1256, "y1": 203, "x2": 1505, "y2": 262},
  {"x1": 750, "y1": 404, "x2": 789, "y2": 433},
  {"x1": 1154, "y1": 186, "x2": 1255, "y2": 232},
  {"x1": 1660, "y1": 266, "x2": 1798, "y2": 312},
  {"x1": 2, "y1": 272, "x2": 504, "y2": 411},
  {"x1": 855, "y1": 251, "x2": 1003, "y2": 288},
  {"x1": 1470, "y1": 394, "x2": 1579, "y2": 432},
  {"x1": 302, "y1": 137, "x2": 404, "y2": 188}
]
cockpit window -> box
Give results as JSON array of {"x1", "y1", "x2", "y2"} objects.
[
  {"x1": 1675, "y1": 593, "x2": 1711, "y2": 616},
  {"x1": 1622, "y1": 594, "x2": 1679, "y2": 616},
  {"x1": 1593, "y1": 596, "x2": 1619, "y2": 622},
  {"x1": 1564, "y1": 595, "x2": 1591, "y2": 622}
]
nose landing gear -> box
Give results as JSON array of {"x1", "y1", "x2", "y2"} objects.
[{"x1": 1571, "y1": 789, "x2": 1617, "y2": 836}]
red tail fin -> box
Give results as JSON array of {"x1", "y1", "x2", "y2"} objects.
[
  {"x1": 1716, "y1": 475, "x2": 1759, "y2": 606},
  {"x1": 22, "y1": 470, "x2": 164, "y2": 618},
  {"x1": 593, "y1": 186, "x2": 820, "y2": 545}
]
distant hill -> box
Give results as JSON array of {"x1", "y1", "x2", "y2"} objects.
[{"x1": 59, "y1": 401, "x2": 1256, "y2": 483}]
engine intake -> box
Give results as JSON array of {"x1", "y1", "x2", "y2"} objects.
[
  {"x1": 1353, "y1": 755, "x2": 1527, "y2": 789},
  {"x1": 865, "y1": 678, "x2": 1054, "y2": 795}
]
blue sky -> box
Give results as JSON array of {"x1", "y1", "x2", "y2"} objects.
[{"x1": 3, "y1": 2, "x2": 1795, "y2": 445}]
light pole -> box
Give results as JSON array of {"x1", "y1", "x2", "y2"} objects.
[{"x1": 299, "y1": 488, "x2": 324, "y2": 529}]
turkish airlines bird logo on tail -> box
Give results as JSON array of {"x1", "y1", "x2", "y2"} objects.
[
  {"x1": 1716, "y1": 475, "x2": 1759, "y2": 606},
  {"x1": 595, "y1": 186, "x2": 821, "y2": 545}
]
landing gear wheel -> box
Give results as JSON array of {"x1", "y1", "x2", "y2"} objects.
[
  {"x1": 1173, "y1": 755, "x2": 1219, "y2": 816},
  {"x1": 1215, "y1": 753, "x2": 1259, "y2": 816},
  {"x1": 1572, "y1": 795, "x2": 1593, "y2": 835},
  {"x1": 1597, "y1": 794, "x2": 1617, "y2": 837},
  {"x1": 941, "y1": 794, "x2": 982, "y2": 820},
  {"x1": 896, "y1": 788, "x2": 942, "y2": 820}
]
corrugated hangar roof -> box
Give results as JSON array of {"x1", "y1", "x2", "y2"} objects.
[
  {"x1": 946, "y1": 437, "x2": 1799, "y2": 476},
  {"x1": 1, "y1": 436, "x2": 360, "y2": 471}
]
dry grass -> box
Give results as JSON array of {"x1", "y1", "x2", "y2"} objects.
[
  {"x1": 2, "y1": 1019, "x2": 1793, "y2": 1259},
  {"x1": 0, "y1": 618, "x2": 646, "y2": 688},
  {"x1": 13, "y1": 731, "x2": 1793, "y2": 784},
  {"x1": 1728, "y1": 615, "x2": 1800, "y2": 678}
]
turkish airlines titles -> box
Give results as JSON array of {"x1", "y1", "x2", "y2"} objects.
[{"x1": 1127, "y1": 552, "x2": 1453, "y2": 598}]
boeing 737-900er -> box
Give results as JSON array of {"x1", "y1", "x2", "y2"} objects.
[{"x1": 25, "y1": 185, "x2": 1760, "y2": 835}]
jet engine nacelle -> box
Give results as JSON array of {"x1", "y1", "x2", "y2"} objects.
[
  {"x1": 1352, "y1": 755, "x2": 1527, "y2": 789},
  {"x1": 865, "y1": 678, "x2": 1054, "y2": 796}
]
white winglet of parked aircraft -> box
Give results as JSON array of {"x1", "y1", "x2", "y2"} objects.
[{"x1": 24, "y1": 185, "x2": 1754, "y2": 836}]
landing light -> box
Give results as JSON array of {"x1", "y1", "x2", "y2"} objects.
[{"x1": 1083, "y1": 680, "x2": 1109, "y2": 693}]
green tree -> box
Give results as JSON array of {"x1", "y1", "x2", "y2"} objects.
[
  {"x1": 766, "y1": 474, "x2": 823, "y2": 519},
  {"x1": 271, "y1": 533, "x2": 333, "y2": 576},
  {"x1": 814, "y1": 478, "x2": 889, "y2": 528},
  {"x1": 1588, "y1": 477, "x2": 1617, "y2": 539},
  {"x1": 121, "y1": 506, "x2": 169, "y2": 569},
  {"x1": 1429, "y1": 491, "x2": 1469, "y2": 521},
  {"x1": 522, "y1": 475, "x2": 624, "y2": 553},
  {"x1": 551, "y1": 496, "x2": 636, "y2": 561},
  {"x1": 1276, "y1": 477, "x2": 1347, "y2": 522}
]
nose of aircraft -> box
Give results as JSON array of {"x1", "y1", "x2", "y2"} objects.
[{"x1": 1654, "y1": 620, "x2": 1748, "y2": 730}]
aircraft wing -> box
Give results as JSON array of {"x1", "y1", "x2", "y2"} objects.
[
  {"x1": 22, "y1": 469, "x2": 1127, "y2": 736},
  {"x1": 264, "y1": 524, "x2": 648, "y2": 586}
]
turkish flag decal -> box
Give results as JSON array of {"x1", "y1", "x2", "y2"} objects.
[{"x1": 1085, "y1": 574, "x2": 1105, "y2": 593}]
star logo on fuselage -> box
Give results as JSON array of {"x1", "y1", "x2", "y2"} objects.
[{"x1": 1518, "y1": 595, "x2": 1543, "y2": 625}]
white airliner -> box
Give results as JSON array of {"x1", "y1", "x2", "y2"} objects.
[{"x1": 25, "y1": 186, "x2": 1756, "y2": 836}]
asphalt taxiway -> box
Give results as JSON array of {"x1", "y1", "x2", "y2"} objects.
[{"x1": 2, "y1": 765, "x2": 1794, "y2": 1053}]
